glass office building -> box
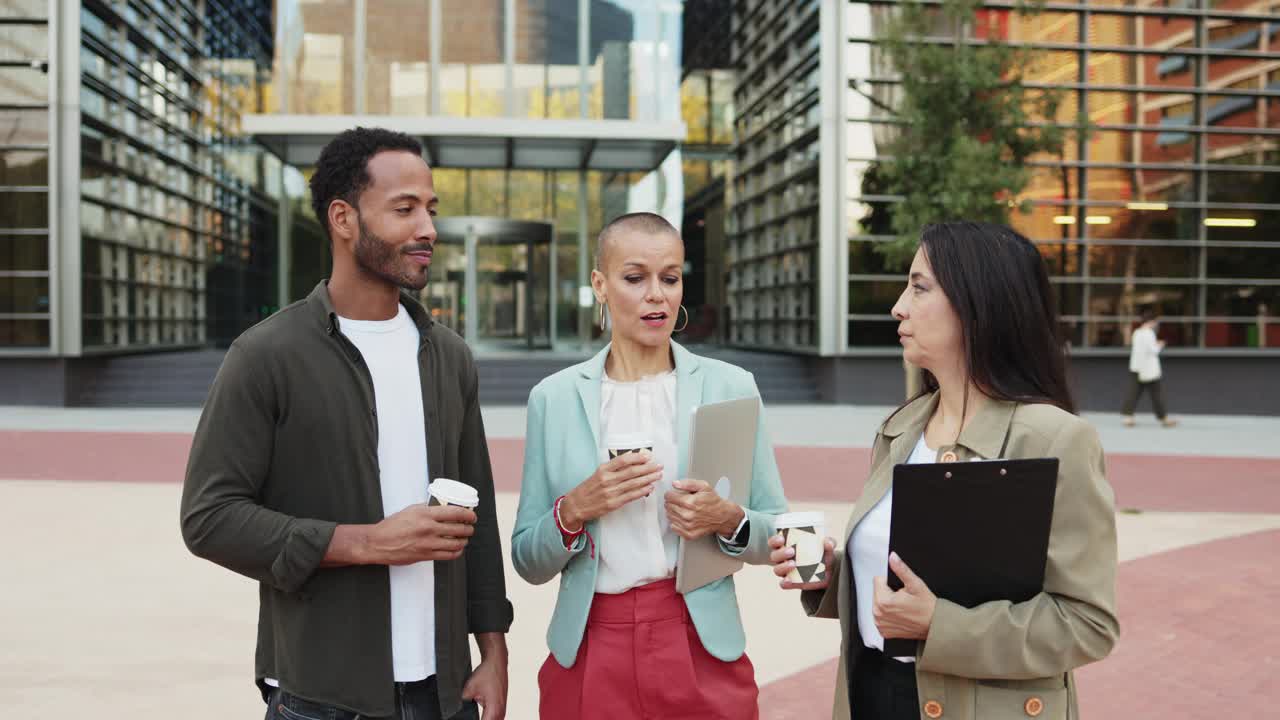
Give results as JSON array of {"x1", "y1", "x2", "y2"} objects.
[
  {"x1": 727, "y1": 0, "x2": 1279, "y2": 408},
  {"x1": 0, "y1": 0, "x2": 688, "y2": 403},
  {"x1": 0, "y1": 0, "x2": 283, "y2": 358},
  {"x1": 254, "y1": 0, "x2": 687, "y2": 350}
]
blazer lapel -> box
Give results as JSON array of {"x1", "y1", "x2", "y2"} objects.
[
  {"x1": 841, "y1": 393, "x2": 938, "y2": 542},
  {"x1": 574, "y1": 344, "x2": 611, "y2": 452},
  {"x1": 673, "y1": 341, "x2": 703, "y2": 481}
]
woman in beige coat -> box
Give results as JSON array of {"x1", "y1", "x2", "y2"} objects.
[{"x1": 771, "y1": 222, "x2": 1119, "y2": 719}]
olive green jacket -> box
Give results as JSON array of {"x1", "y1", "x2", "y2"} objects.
[
  {"x1": 803, "y1": 392, "x2": 1119, "y2": 720},
  {"x1": 181, "y1": 282, "x2": 513, "y2": 718}
]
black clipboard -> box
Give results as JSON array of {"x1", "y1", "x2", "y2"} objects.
[{"x1": 883, "y1": 457, "x2": 1059, "y2": 658}]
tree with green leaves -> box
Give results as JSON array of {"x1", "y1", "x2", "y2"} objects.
[{"x1": 862, "y1": 0, "x2": 1079, "y2": 269}]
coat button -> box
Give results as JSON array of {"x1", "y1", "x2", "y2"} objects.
[
  {"x1": 923, "y1": 700, "x2": 943, "y2": 718},
  {"x1": 940, "y1": 451, "x2": 959, "y2": 463},
  {"x1": 1024, "y1": 697, "x2": 1044, "y2": 717}
]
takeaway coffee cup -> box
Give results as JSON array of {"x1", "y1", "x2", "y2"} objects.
[
  {"x1": 605, "y1": 432, "x2": 654, "y2": 460},
  {"x1": 775, "y1": 512, "x2": 827, "y2": 584},
  {"x1": 428, "y1": 478, "x2": 480, "y2": 509}
]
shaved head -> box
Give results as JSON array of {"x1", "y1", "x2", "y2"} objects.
[{"x1": 595, "y1": 212, "x2": 680, "y2": 270}]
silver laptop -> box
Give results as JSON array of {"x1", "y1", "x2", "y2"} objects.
[{"x1": 675, "y1": 396, "x2": 760, "y2": 594}]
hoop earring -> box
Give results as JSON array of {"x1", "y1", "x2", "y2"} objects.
[
  {"x1": 674, "y1": 305, "x2": 690, "y2": 333},
  {"x1": 598, "y1": 302, "x2": 608, "y2": 332}
]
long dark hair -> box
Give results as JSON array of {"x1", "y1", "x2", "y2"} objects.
[{"x1": 913, "y1": 221, "x2": 1076, "y2": 414}]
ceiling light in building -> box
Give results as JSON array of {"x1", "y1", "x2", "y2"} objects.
[
  {"x1": 1053, "y1": 215, "x2": 1077, "y2": 225},
  {"x1": 1127, "y1": 202, "x2": 1169, "y2": 211},
  {"x1": 1204, "y1": 218, "x2": 1257, "y2": 228},
  {"x1": 1085, "y1": 215, "x2": 1112, "y2": 225}
]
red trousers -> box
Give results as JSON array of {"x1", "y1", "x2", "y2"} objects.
[{"x1": 537, "y1": 578, "x2": 759, "y2": 720}]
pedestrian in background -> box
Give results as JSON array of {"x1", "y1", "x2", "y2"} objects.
[{"x1": 1122, "y1": 306, "x2": 1177, "y2": 428}]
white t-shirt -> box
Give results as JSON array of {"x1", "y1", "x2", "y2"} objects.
[
  {"x1": 848, "y1": 433, "x2": 937, "y2": 663},
  {"x1": 593, "y1": 370, "x2": 681, "y2": 594},
  {"x1": 338, "y1": 305, "x2": 436, "y2": 682}
]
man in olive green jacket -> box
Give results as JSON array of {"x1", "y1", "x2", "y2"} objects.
[{"x1": 181, "y1": 128, "x2": 512, "y2": 720}]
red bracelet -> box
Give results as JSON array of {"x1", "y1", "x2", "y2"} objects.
[{"x1": 553, "y1": 495, "x2": 595, "y2": 559}]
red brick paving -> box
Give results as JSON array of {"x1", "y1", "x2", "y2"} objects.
[
  {"x1": 758, "y1": 529, "x2": 1280, "y2": 719},
  {"x1": 0, "y1": 430, "x2": 194, "y2": 484},
  {"x1": 5, "y1": 432, "x2": 1276, "y2": 513}
]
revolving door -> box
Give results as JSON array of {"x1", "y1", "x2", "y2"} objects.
[{"x1": 424, "y1": 217, "x2": 555, "y2": 350}]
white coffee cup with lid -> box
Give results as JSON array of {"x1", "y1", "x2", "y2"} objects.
[
  {"x1": 774, "y1": 511, "x2": 827, "y2": 584},
  {"x1": 605, "y1": 432, "x2": 654, "y2": 460},
  {"x1": 428, "y1": 478, "x2": 480, "y2": 509}
]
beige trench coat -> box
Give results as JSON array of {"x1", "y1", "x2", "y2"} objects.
[{"x1": 802, "y1": 392, "x2": 1119, "y2": 720}]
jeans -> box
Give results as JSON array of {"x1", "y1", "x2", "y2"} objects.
[
  {"x1": 264, "y1": 677, "x2": 480, "y2": 720},
  {"x1": 1121, "y1": 372, "x2": 1168, "y2": 419}
]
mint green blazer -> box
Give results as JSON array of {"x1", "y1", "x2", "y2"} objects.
[{"x1": 511, "y1": 341, "x2": 789, "y2": 668}]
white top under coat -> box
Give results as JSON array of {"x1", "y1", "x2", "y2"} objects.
[
  {"x1": 848, "y1": 433, "x2": 936, "y2": 663},
  {"x1": 593, "y1": 369, "x2": 681, "y2": 594}
]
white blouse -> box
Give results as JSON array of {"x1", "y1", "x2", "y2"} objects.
[
  {"x1": 594, "y1": 369, "x2": 681, "y2": 594},
  {"x1": 849, "y1": 433, "x2": 936, "y2": 662}
]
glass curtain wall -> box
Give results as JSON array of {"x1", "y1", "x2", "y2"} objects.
[
  {"x1": 270, "y1": 0, "x2": 683, "y2": 121},
  {"x1": 79, "y1": 0, "x2": 279, "y2": 350},
  {"x1": 725, "y1": 0, "x2": 823, "y2": 351},
  {"x1": 0, "y1": 0, "x2": 50, "y2": 347},
  {"x1": 366, "y1": 0, "x2": 431, "y2": 115},
  {"x1": 845, "y1": 0, "x2": 1280, "y2": 350},
  {"x1": 275, "y1": 0, "x2": 356, "y2": 114}
]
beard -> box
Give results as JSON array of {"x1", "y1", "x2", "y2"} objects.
[{"x1": 354, "y1": 216, "x2": 430, "y2": 291}]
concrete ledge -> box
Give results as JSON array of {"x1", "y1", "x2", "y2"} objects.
[{"x1": 813, "y1": 354, "x2": 1280, "y2": 415}]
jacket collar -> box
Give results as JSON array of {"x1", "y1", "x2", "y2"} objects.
[
  {"x1": 307, "y1": 280, "x2": 435, "y2": 336},
  {"x1": 574, "y1": 340, "x2": 702, "y2": 476},
  {"x1": 880, "y1": 390, "x2": 1019, "y2": 460},
  {"x1": 575, "y1": 339, "x2": 700, "y2": 380}
]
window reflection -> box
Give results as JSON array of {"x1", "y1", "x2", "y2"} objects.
[
  {"x1": 1086, "y1": 244, "x2": 1199, "y2": 278},
  {"x1": 514, "y1": 1, "x2": 581, "y2": 119},
  {"x1": 440, "y1": 0, "x2": 505, "y2": 117},
  {"x1": 588, "y1": 0, "x2": 681, "y2": 121},
  {"x1": 277, "y1": 0, "x2": 356, "y2": 114},
  {"x1": 365, "y1": 0, "x2": 430, "y2": 115}
]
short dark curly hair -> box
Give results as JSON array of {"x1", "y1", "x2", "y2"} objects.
[{"x1": 309, "y1": 127, "x2": 424, "y2": 236}]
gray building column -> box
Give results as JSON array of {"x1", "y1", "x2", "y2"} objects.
[{"x1": 54, "y1": 0, "x2": 83, "y2": 357}]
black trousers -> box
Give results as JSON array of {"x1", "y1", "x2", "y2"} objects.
[
  {"x1": 264, "y1": 677, "x2": 479, "y2": 720},
  {"x1": 1121, "y1": 372, "x2": 1168, "y2": 419},
  {"x1": 851, "y1": 646, "x2": 919, "y2": 720}
]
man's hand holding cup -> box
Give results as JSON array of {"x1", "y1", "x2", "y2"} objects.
[{"x1": 368, "y1": 478, "x2": 480, "y2": 565}]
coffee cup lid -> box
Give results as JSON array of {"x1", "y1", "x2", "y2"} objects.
[
  {"x1": 774, "y1": 511, "x2": 825, "y2": 529},
  {"x1": 429, "y1": 478, "x2": 479, "y2": 508},
  {"x1": 605, "y1": 432, "x2": 654, "y2": 450}
]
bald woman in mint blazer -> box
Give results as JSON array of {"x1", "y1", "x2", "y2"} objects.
[{"x1": 511, "y1": 213, "x2": 789, "y2": 720}]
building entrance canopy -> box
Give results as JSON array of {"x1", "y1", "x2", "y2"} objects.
[{"x1": 244, "y1": 115, "x2": 683, "y2": 171}]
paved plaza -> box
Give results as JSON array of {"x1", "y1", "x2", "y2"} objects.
[{"x1": 2, "y1": 404, "x2": 1277, "y2": 718}]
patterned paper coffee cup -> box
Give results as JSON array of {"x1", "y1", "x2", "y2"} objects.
[
  {"x1": 606, "y1": 432, "x2": 654, "y2": 460},
  {"x1": 428, "y1": 478, "x2": 479, "y2": 509},
  {"x1": 775, "y1": 512, "x2": 827, "y2": 584}
]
